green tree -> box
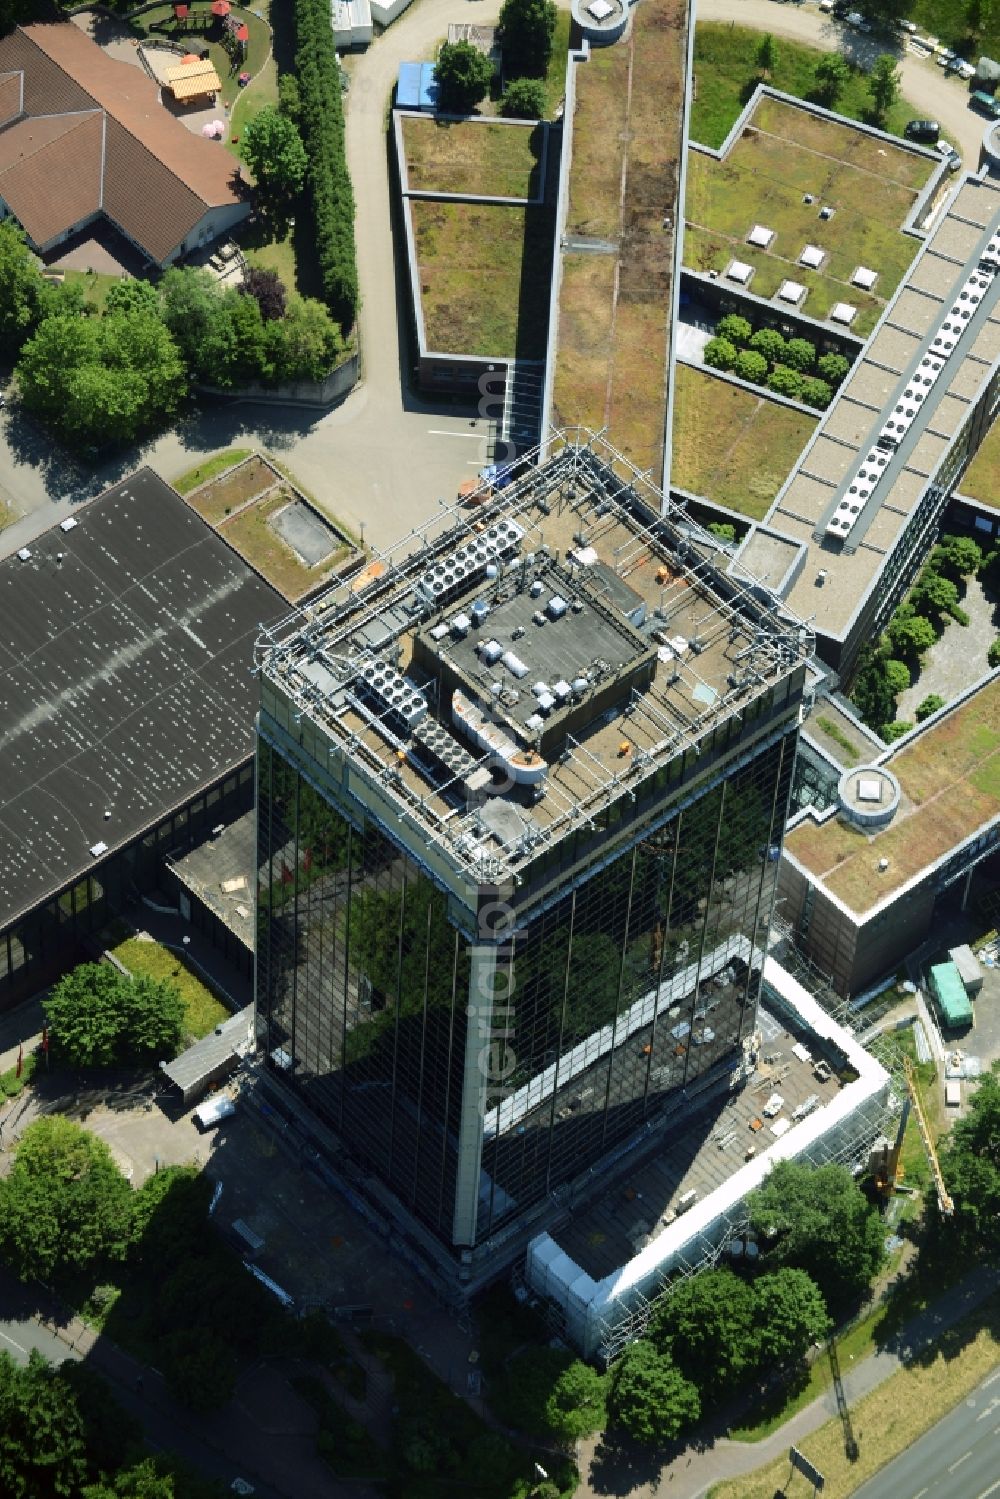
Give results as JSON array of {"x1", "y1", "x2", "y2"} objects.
[
  {"x1": 936, "y1": 534, "x2": 983, "y2": 578},
  {"x1": 868, "y1": 54, "x2": 901, "y2": 126},
  {"x1": 159, "y1": 266, "x2": 219, "y2": 372},
  {"x1": 813, "y1": 52, "x2": 850, "y2": 108},
  {"x1": 784, "y1": 337, "x2": 816, "y2": 372},
  {"x1": 748, "y1": 1160, "x2": 886, "y2": 1314},
  {"x1": 851, "y1": 646, "x2": 896, "y2": 729},
  {"x1": 735, "y1": 349, "x2": 767, "y2": 384},
  {"x1": 649, "y1": 1267, "x2": 759, "y2": 1395},
  {"x1": 749, "y1": 327, "x2": 785, "y2": 363},
  {"x1": 886, "y1": 605, "x2": 936, "y2": 659},
  {"x1": 716, "y1": 313, "x2": 752, "y2": 345},
  {"x1": 501, "y1": 76, "x2": 547, "y2": 118},
  {"x1": 967, "y1": 0, "x2": 996, "y2": 36},
  {"x1": 16, "y1": 309, "x2": 185, "y2": 448},
  {"x1": 0, "y1": 1349, "x2": 89, "y2": 1499},
  {"x1": 912, "y1": 570, "x2": 959, "y2": 618},
  {"x1": 608, "y1": 1342, "x2": 700, "y2": 1445},
  {"x1": 767, "y1": 365, "x2": 804, "y2": 400},
  {"x1": 800, "y1": 376, "x2": 833, "y2": 409},
  {"x1": 43, "y1": 962, "x2": 184, "y2": 1068},
  {"x1": 83, "y1": 1459, "x2": 177, "y2": 1497},
  {"x1": 494, "y1": 1347, "x2": 606, "y2": 1440},
  {"x1": 240, "y1": 265, "x2": 287, "y2": 323},
  {"x1": 754, "y1": 1269, "x2": 831, "y2": 1367},
  {"x1": 990, "y1": 637, "x2": 1000, "y2": 668},
  {"x1": 0, "y1": 221, "x2": 48, "y2": 350},
  {"x1": 277, "y1": 72, "x2": 301, "y2": 122},
  {"x1": 104, "y1": 280, "x2": 161, "y2": 317},
  {"x1": 0, "y1": 1118, "x2": 133, "y2": 1281},
  {"x1": 915, "y1": 693, "x2": 945, "y2": 721},
  {"x1": 756, "y1": 32, "x2": 778, "y2": 76},
  {"x1": 435, "y1": 41, "x2": 495, "y2": 113},
  {"x1": 200, "y1": 288, "x2": 271, "y2": 389},
  {"x1": 241, "y1": 105, "x2": 307, "y2": 201},
  {"x1": 703, "y1": 335, "x2": 737, "y2": 371},
  {"x1": 883, "y1": 658, "x2": 910, "y2": 694},
  {"x1": 62, "y1": 1362, "x2": 143, "y2": 1481},
  {"x1": 498, "y1": 0, "x2": 557, "y2": 78},
  {"x1": 817, "y1": 351, "x2": 850, "y2": 384},
  {"x1": 881, "y1": 719, "x2": 913, "y2": 743},
  {"x1": 939, "y1": 1062, "x2": 1000, "y2": 1249},
  {"x1": 267, "y1": 293, "x2": 343, "y2": 382}
]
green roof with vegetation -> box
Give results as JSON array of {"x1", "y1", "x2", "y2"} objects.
[
  {"x1": 787, "y1": 676, "x2": 1000, "y2": 913},
  {"x1": 685, "y1": 95, "x2": 934, "y2": 337},
  {"x1": 401, "y1": 117, "x2": 546, "y2": 199}
]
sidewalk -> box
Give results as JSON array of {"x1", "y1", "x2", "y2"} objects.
[{"x1": 577, "y1": 1262, "x2": 1000, "y2": 1498}]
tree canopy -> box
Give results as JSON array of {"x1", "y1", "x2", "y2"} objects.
[
  {"x1": 43, "y1": 962, "x2": 184, "y2": 1069},
  {"x1": 649, "y1": 1267, "x2": 759, "y2": 1395},
  {"x1": 608, "y1": 1342, "x2": 700, "y2": 1445},
  {"x1": 868, "y1": 54, "x2": 901, "y2": 125},
  {"x1": 0, "y1": 1117, "x2": 133, "y2": 1281},
  {"x1": 240, "y1": 105, "x2": 308, "y2": 202},
  {"x1": 435, "y1": 41, "x2": 495, "y2": 112},
  {"x1": 501, "y1": 77, "x2": 547, "y2": 119},
  {"x1": 493, "y1": 1347, "x2": 606, "y2": 1442},
  {"x1": 0, "y1": 221, "x2": 47, "y2": 351},
  {"x1": 940, "y1": 1061, "x2": 1000, "y2": 1250},
  {"x1": 748, "y1": 1160, "x2": 885, "y2": 1313},
  {"x1": 754, "y1": 1268, "x2": 831, "y2": 1366},
  {"x1": 0, "y1": 1349, "x2": 89, "y2": 1499},
  {"x1": 813, "y1": 52, "x2": 850, "y2": 108},
  {"x1": 498, "y1": 0, "x2": 557, "y2": 78}
]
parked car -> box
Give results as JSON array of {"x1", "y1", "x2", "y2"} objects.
[
  {"x1": 971, "y1": 89, "x2": 1000, "y2": 118},
  {"x1": 192, "y1": 1091, "x2": 236, "y2": 1131},
  {"x1": 936, "y1": 141, "x2": 962, "y2": 172},
  {"x1": 904, "y1": 118, "x2": 940, "y2": 142},
  {"x1": 896, "y1": 17, "x2": 917, "y2": 32},
  {"x1": 947, "y1": 59, "x2": 976, "y2": 80}
]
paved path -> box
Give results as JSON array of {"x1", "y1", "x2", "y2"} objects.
[
  {"x1": 698, "y1": 0, "x2": 988, "y2": 166},
  {"x1": 577, "y1": 1262, "x2": 1000, "y2": 1498}
]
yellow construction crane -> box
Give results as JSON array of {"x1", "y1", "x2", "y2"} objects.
[{"x1": 905, "y1": 1055, "x2": 959, "y2": 1217}]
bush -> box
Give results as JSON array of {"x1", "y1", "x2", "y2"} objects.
[
  {"x1": 881, "y1": 720, "x2": 913, "y2": 743},
  {"x1": 749, "y1": 327, "x2": 785, "y2": 363},
  {"x1": 883, "y1": 658, "x2": 910, "y2": 695},
  {"x1": 294, "y1": 0, "x2": 358, "y2": 326},
  {"x1": 817, "y1": 351, "x2": 850, "y2": 384},
  {"x1": 784, "y1": 336, "x2": 816, "y2": 372},
  {"x1": 990, "y1": 637, "x2": 1000, "y2": 668},
  {"x1": 708, "y1": 521, "x2": 736, "y2": 542},
  {"x1": 703, "y1": 335, "x2": 737, "y2": 371},
  {"x1": 436, "y1": 41, "x2": 494, "y2": 112},
  {"x1": 915, "y1": 694, "x2": 945, "y2": 721},
  {"x1": 716, "y1": 313, "x2": 751, "y2": 345},
  {"x1": 501, "y1": 76, "x2": 547, "y2": 117},
  {"x1": 735, "y1": 349, "x2": 767, "y2": 384},
  {"x1": 887, "y1": 605, "x2": 937, "y2": 659},
  {"x1": 767, "y1": 364, "x2": 804, "y2": 400},
  {"x1": 800, "y1": 375, "x2": 833, "y2": 409}
]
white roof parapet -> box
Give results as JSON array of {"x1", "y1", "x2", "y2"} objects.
[{"x1": 526, "y1": 957, "x2": 891, "y2": 1355}]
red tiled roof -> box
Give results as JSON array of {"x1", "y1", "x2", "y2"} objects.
[
  {"x1": 0, "y1": 70, "x2": 22, "y2": 127},
  {"x1": 0, "y1": 23, "x2": 245, "y2": 263},
  {"x1": 0, "y1": 112, "x2": 103, "y2": 245}
]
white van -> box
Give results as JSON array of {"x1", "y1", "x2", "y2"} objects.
[{"x1": 193, "y1": 1091, "x2": 236, "y2": 1131}]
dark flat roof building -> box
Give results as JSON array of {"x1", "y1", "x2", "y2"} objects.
[{"x1": 0, "y1": 469, "x2": 283, "y2": 1003}]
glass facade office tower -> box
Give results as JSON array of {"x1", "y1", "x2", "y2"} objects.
[{"x1": 256, "y1": 436, "x2": 808, "y2": 1286}]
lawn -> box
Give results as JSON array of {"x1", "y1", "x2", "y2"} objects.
[
  {"x1": 553, "y1": 0, "x2": 687, "y2": 473},
  {"x1": 401, "y1": 116, "x2": 546, "y2": 199},
  {"x1": 691, "y1": 22, "x2": 922, "y2": 150},
  {"x1": 220, "y1": 490, "x2": 350, "y2": 600},
  {"x1": 130, "y1": 1, "x2": 272, "y2": 118},
  {"x1": 709, "y1": 1295, "x2": 1000, "y2": 1499},
  {"x1": 110, "y1": 937, "x2": 229, "y2": 1040},
  {"x1": 685, "y1": 96, "x2": 934, "y2": 338},
  {"x1": 61, "y1": 268, "x2": 125, "y2": 312},
  {"x1": 0, "y1": 498, "x2": 14, "y2": 533},
  {"x1": 410, "y1": 197, "x2": 555, "y2": 358},
  {"x1": 786, "y1": 673, "x2": 1000, "y2": 912},
  {"x1": 959, "y1": 416, "x2": 1000, "y2": 508},
  {"x1": 172, "y1": 448, "x2": 252, "y2": 496},
  {"x1": 670, "y1": 364, "x2": 816, "y2": 519}
]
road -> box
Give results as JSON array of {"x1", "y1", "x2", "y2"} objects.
[
  {"x1": 852, "y1": 1365, "x2": 1000, "y2": 1499},
  {"x1": 698, "y1": 0, "x2": 989, "y2": 165}
]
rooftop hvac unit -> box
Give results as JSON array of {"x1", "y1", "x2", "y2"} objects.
[
  {"x1": 451, "y1": 613, "x2": 471, "y2": 637},
  {"x1": 537, "y1": 692, "x2": 556, "y2": 714},
  {"x1": 481, "y1": 639, "x2": 503, "y2": 665},
  {"x1": 532, "y1": 681, "x2": 549, "y2": 698},
  {"x1": 547, "y1": 595, "x2": 568, "y2": 620},
  {"x1": 553, "y1": 679, "x2": 572, "y2": 701},
  {"x1": 503, "y1": 651, "x2": 528, "y2": 678},
  {"x1": 529, "y1": 579, "x2": 544, "y2": 597}
]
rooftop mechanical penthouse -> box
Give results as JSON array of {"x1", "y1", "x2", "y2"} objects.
[{"x1": 254, "y1": 432, "x2": 812, "y2": 1291}]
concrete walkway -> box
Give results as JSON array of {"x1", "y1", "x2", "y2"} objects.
[{"x1": 577, "y1": 1262, "x2": 1000, "y2": 1498}]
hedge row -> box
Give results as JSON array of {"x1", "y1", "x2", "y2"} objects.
[{"x1": 294, "y1": 0, "x2": 358, "y2": 328}]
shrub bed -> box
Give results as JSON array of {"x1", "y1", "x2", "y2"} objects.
[{"x1": 704, "y1": 314, "x2": 847, "y2": 409}]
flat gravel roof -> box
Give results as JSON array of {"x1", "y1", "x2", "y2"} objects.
[{"x1": 0, "y1": 469, "x2": 283, "y2": 930}]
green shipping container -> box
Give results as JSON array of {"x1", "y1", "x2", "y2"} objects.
[{"x1": 929, "y1": 961, "x2": 973, "y2": 1028}]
